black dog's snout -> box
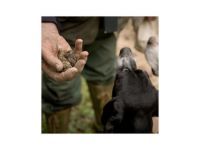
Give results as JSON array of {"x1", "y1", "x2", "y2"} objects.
[{"x1": 118, "y1": 47, "x2": 136, "y2": 70}]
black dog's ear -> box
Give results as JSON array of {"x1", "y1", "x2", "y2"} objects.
[
  {"x1": 152, "y1": 90, "x2": 159, "y2": 117},
  {"x1": 101, "y1": 99, "x2": 115, "y2": 126},
  {"x1": 101, "y1": 97, "x2": 124, "y2": 133}
]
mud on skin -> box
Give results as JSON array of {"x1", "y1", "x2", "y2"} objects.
[{"x1": 58, "y1": 50, "x2": 79, "y2": 71}]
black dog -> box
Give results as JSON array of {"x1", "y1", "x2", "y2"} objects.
[{"x1": 101, "y1": 47, "x2": 158, "y2": 133}]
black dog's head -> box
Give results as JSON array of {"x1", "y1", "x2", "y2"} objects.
[{"x1": 101, "y1": 47, "x2": 158, "y2": 133}]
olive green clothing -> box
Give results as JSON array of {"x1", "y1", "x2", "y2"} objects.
[
  {"x1": 42, "y1": 17, "x2": 117, "y2": 133},
  {"x1": 42, "y1": 30, "x2": 116, "y2": 113},
  {"x1": 83, "y1": 30, "x2": 116, "y2": 83},
  {"x1": 58, "y1": 17, "x2": 100, "y2": 45},
  {"x1": 56, "y1": 17, "x2": 117, "y2": 45},
  {"x1": 42, "y1": 74, "x2": 81, "y2": 113}
]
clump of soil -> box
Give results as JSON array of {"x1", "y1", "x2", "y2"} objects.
[{"x1": 58, "y1": 50, "x2": 79, "y2": 71}]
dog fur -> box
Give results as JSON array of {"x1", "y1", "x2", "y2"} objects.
[{"x1": 101, "y1": 47, "x2": 158, "y2": 133}]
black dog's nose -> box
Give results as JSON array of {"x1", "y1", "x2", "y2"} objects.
[{"x1": 118, "y1": 47, "x2": 137, "y2": 70}]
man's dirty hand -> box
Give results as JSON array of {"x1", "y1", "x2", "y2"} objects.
[{"x1": 42, "y1": 23, "x2": 88, "y2": 81}]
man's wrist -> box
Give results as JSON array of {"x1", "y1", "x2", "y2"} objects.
[{"x1": 42, "y1": 23, "x2": 59, "y2": 34}]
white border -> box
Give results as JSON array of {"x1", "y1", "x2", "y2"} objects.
[{"x1": 0, "y1": 0, "x2": 200, "y2": 150}]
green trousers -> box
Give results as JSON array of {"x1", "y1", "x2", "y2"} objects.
[{"x1": 42, "y1": 31, "x2": 116, "y2": 133}]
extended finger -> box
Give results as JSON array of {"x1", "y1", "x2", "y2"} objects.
[
  {"x1": 74, "y1": 39, "x2": 83, "y2": 53},
  {"x1": 79, "y1": 51, "x2": 89, "y2": 60},
  {"x1": 74, "y1": 59, "x2": 86, "y2": 73}
]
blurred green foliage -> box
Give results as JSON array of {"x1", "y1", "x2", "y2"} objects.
[{"x1": 42, "y1": 77, "x2": 96, "y2": 133}]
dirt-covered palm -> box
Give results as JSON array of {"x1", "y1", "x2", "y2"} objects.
[{"x1": 42, "y1": 23, "x2": 88, "y2": 81}]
